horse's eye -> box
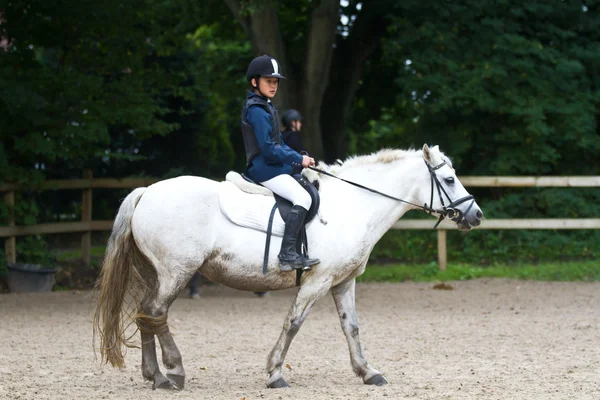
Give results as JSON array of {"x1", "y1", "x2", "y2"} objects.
[{"x1": 444, "y1": 177, "x2": 455, "y2": 184}]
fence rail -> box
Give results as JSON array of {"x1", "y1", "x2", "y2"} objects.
[{"x1": 2, "y1": 173, "x2": 599, "y2": 268}]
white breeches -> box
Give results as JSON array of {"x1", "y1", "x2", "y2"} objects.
[{"x1": 260, "y1": 174, "x2": 312, "y2": 210}]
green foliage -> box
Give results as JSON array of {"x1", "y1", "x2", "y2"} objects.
[
  {"x1": 15, "y1": 236, "x2": 56, "y2": 266},
  {"x1": 358, "y1": 260, "x2": 600, "y2": 283},
  {"x1": 1, "y1": 0, "x2": 600, "y2": 268},
  {"x1": 56, "y1": 246, "x2": 106, "y2": 262},
  {"x1": 354, "y1": 2, "x2": 600, "y2": 266},
  {"x1": 380, "y1": 0, "x2": 600, "y2": 175},
  {"x1": 370, "y1": 227, "x2": 438, "y2": 263},
  {"x1": 371, "y1": 227, "x2": 600, "y2": 266},
  {"x1": 0, "y1": 236, "x2": 57, "y2": 271},
  {"x1": 348, "y1": 107, "x2": 410, "y2": 154},
  {"x1": 0, "y1": 0, "x2": 206, "y2": 185},
  {"x1": 185, "y1": 22, "x2": 251, "y2": 174}
]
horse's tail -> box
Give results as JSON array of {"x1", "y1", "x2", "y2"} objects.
[{"x1": 93, "y1": 187, "x2": 147, "y2": 368}]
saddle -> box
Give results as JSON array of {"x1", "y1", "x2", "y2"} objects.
[{"x1": 222, "y1": 172, "x2": 321, "y2": 284}]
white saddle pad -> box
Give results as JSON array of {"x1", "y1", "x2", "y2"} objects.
[
  {"x1": 218, "y1": 180, "x2": 286, "y2": 236},
  {"x1": 225, "y1": 171, "x2": 273, "y2": 196}
]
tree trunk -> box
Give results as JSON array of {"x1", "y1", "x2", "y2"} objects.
[
  {"x1": 321, "y1": 5, "x2": 390, "y2": 162},
  {"x1": 224, "y1": 0, "x2": 390, "y2": 161},
  {"x1": 224, "y1": 0, "x2": 337, "y2": 159},
  {"x1": 224, "y1": 0, "x2": 296, "y2": 111},
  {"x1": 298, "y1": 0, "x2": 338, "y2": 159}
]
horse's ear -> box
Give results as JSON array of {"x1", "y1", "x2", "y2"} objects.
[
  {"x1": 432, "y1": 145, "x2": 439, "y2": 152},
  {"x1": 422, "y1": 144, "x2": 432, "y2": 162}
]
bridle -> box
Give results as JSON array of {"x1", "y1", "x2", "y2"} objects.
[
  {"x1": 308, "y1": 158, "x2": 476, "y2": 229},
  {"x1": 423, "y1": 159, "x2": 476, "y2": 229}
]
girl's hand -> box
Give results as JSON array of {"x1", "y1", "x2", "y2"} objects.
[{"x1": 301, "y1": 155, "x2": 315, "y2": 168}]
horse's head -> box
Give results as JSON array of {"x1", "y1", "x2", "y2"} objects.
[{"x1": 419, "y1": 144, "x2": 483, "y2": 231}]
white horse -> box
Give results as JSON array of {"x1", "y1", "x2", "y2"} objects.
[{"x1": 93, "y1": 144, "x2": 483, "y2": 390}]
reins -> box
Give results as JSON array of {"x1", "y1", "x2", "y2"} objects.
[
  {"x1": 308, "y1": 158, "x2": 476, "y2": 229},
  {"x1": 307, "y1": 166, "x2": 433, "y2": 211}
]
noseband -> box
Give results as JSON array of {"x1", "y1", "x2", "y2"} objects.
[
  {"x1": 308, "y1": 158, "x2": 476, "y2": 229},
  {"x1": 424, "y1": 160, "x2": 475, "y2": 229}
]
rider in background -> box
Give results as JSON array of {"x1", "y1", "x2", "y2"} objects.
[
  {"x1": 281, "y1": 109, "x2": 308, "y2": 155},
  {"x1": 241, "y1": 55, "x2": 320, "y2": 272}
]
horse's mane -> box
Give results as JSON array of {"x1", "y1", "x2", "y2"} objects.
[
  {"x1": 318, "y1": 148, "x2": 420, "y2": 175},
  {"x1": 303, "y1": 146, "x2": 451, "y2": 185}
]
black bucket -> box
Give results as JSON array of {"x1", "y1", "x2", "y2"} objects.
[{"x1": 7, "y1": 263, "x2": 57, "y2": 293}]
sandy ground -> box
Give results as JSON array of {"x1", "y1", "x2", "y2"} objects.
[{"x1": 1, "y1": 279, "x2": 600, "y2": 400}]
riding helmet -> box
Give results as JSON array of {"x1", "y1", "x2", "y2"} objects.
[
  {"x1": 282, "y1": 109, "x2": 303, "y2": 128},
  {"x1": 246, "y1": 55, "x2": 286, "y2": 82}
]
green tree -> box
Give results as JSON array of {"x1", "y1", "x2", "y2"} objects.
[
  {"x1": 380, "y1": 0, "x2": 600, "y2": 176},
  {"x1": 0, "y1": 0, "x2": 204, "y2": 185},
  {"x1": 224, "y1": 0, "x2": 395, "y2": 160}
]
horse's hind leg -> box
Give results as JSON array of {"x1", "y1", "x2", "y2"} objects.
[
  {"x1": 137, "y1": 269, "x2": 191, "y2": 390},
  {"x1": 266, "y1": 280, "x2": 331, "y2": 388},
  {"x1": 155, "y1": 323, "x2": 185, "y2": 389},
  {"x1": 135, "y1": 278, "x2": 174, "y2": 389},
  {"x1": 138, "y1": 299, "x2": 185, "y2": 390},
  {"x1": 331, "y1": 278, "x2": 387, "y2": 386},
  {"x1": 140, "y1": 329, "x2": 173, "y2": 389},
  {"x1": 138, "y1": 291, "x2": 180, "y2": 390}
]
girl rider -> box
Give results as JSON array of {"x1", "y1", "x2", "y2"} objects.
[{"x1": 240, "y1": 55, "x2": 320, "y2": 271}]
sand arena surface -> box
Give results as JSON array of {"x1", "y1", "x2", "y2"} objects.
[{"x1": 1, "y1": 280, "x2": 600, "y2": 399}]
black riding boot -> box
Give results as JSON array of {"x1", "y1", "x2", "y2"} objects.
[{"x1": 278, "y1": 205, "x2": 320, "y2": 272}]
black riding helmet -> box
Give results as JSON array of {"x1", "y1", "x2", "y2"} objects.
[
  {"x1": 282, "y1": 109, "x2": 303, "y2": 128},
  {"x1": 247, "y1": 55, "x2": 286, "y2": 86}
]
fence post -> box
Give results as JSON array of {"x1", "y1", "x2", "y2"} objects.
[
  {"x1": 81, "y1": 169, "x2": 93, "y2": 266},
  {"x1": 437, "y1": 229, "x2": 447, "y2": 270},
  {"x1": 4, "y1": 191, "x2": 16, "y2": 264}
]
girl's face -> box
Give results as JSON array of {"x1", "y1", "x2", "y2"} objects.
[
  {"x1": 254, "y1": 77, "x2": 279, "y2": 98},
  {"x1": 291, "y1": 120, "x2": 302, "y2": 132}
]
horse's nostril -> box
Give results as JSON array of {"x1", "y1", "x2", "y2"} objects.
[{"x1": 476, "y1": 210, "x2": 483, "y2": 219}]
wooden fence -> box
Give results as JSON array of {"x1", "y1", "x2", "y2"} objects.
[{"x1": 2, "y1": 173, "x2": 599, "y2": 269}]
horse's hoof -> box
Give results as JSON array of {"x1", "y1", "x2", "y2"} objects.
[
  {"x1": 153, "y1": 375, "x2": 175, "y2": 390},
  {"x1": 167, "y1": 373, "x2": 185, "y2": 390},
  {"x1": 364, "y1": 374, "x2": 388, "y2": 386},
  {"x1": 267, "y1": 377, "x2": 290, "y2": 388},
  {"x1": 254, "y1": 292, "x2": 268, "y2": 297}
]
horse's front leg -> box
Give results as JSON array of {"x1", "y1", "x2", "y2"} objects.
[
  {"x1": 331, "y1": 278, "x2": 387, "y2": 386},
  {"x1": 266, "y1": 279, "x2": 331, "y2": 388}
]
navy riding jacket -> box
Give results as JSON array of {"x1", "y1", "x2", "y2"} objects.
[{"x1": 244, "y1": 92, "x2": 303, "y2": 182}]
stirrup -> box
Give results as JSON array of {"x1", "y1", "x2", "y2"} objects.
[
  {"x1": 302, "y1": 257, "x2": 320, "y2": 271},
  {"x1": 279, "y1": 254, "x2": 318, "y2": 271},
  {"x1": 279, "y1": 256, "x2": 320, "y2": 272}
]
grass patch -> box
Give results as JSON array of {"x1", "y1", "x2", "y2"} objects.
[
  {"x1": 358, "y1": 260, "x2": 600, "y2": 283},
  {"x1": 56, "y1": 246, "x2": 106, "y2": 262}
]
